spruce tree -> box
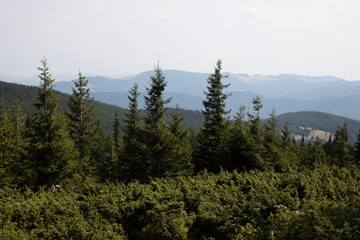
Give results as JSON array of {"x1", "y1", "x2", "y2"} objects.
[
  {"x1": 143, "y1": 64, "x2": 173, "y2": 178},
  {"x1": 333, "y1": 122, "x2": 352, "y2": 166},
  {"x1": 0, "y1": 104, "x2": 26, "y2": 187},
  {"x1": 354, "y1": 130, "x2": 360, "y2": 165},
  {"x1": 224, "y1": 105, "x2": 258, "y2": 171},
  {"x1": 167, "y1": 105, "x2": 193, "y2": 176},
  {"x1": 120, "y1": 83, "x2": 147, "y2": 181},
  {"x1": 113, "y1": 111, "x2": 121, "y2": 152},
  {"x1": 26, "y1": 58, "x2": 75, "y2": 187},
  {"x1": 193, "y1": 59, "x2": 231, "y2": 173},
  {"x1": 144, "y1": 63, "x2": 171, "y2": 129},
  {"x1": 67, "y1": 71, "x2": 98, "y2": 174},
  {"x1": 245, "y1": 95, "x2": 266, "y2": 170}
]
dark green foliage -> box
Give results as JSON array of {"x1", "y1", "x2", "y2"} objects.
[
  {"x1": 193, "y1": 59, "x2": 231, "y2": 173},
  {"x1": 67, "y1": 71, "x2": 99, "y2": 174},
  {"x1": 1, "y1": 165, "x2": 359, "y2": 239},
  {"x1": 2, "y1": 59, "x2": 360, "y2": 239},
  {"x1": 354, "y1": 130, "x2": 360, "y2": 164},
  {"x1": 332, "y1": 122, "x2": 353, "y2": 166},
  {"x1": 167, "y1": 106, "x2": 193, "y2": 176},
  {"x1": 140, "y1": 65, "x2": 192, "y2": 179},
  {"x1": 144, "y1": 64, "x2": 171, "y2": 130},
  {"x1": 25, "y1": 58, "x2": 76, "y2": 188},
  {"x1": 119, "y1": 83, "x2": 147, "y2": 181},
  {"x1": 276, "y1": 111, "x2": 360, "y2": 144},
  {"x1": 0, "y1": 103, "x2": 26, "y2": 187},
  {"x1": 113, "y1": 111, "x2": 121, "y2": 152}
]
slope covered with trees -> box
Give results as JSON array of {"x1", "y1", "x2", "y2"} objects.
[
  {"x1": 0, "y1": 59, "x2": 359, "y2": 239},
  {"x1": 276, "y1": 111, "x2": 360, "y2": 144}
]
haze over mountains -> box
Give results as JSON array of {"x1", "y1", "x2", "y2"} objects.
[{"x1": 2, "y1": 70, "x2": 360, "y2": 119}]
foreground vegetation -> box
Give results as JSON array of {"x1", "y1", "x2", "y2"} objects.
[
  {"x1": 1, "y1": 165, "x2": 359, "y2": 239},
  {"x1": 1, "y1": 59, "x2": 359, "y2": 239}
]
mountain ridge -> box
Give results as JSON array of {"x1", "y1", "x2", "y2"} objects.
[{"x1": 2, "y1": 70, "x2": 360, "y2": 119}]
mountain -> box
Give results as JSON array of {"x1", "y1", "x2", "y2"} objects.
[
  {"x1": 2, "y1": 80, "x2": 360, "y2": 144},
  {"x1": 49, "y1": 70, "x2": 360, "y2": 119},
  {"x1": 3, "y1": 70, "x2": 360, "y2": 119}
]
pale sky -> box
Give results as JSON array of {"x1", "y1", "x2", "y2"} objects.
[{"x1": 1, "y1": 0, "x2": 360, "y2": 80}]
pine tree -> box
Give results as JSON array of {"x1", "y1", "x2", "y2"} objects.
[
  {"x1": 143, "y1": 64, "x2": 173, "y2": 178},
  {"x1": 166, "y1": 105, "x2": 193, "y2": 176},
  {"x1": 113, "y1": 111, "x2": 121, "y2": 152},
  {"x1": 245, "y1": 95, "x2": 266, "y2": 170},
  {"x1": 247, "y1": 95, "x2": 263, "y2": 138},
  {"x1": 354, "y1": 130, "x2": 360, "y2": 165},
  {"x1": 67, "y1": 71, "x2": 98, "y2": 173},
  {"x1": 26, "y1": 58, "x2": 76, "y2": 188},
  {"x1": 144, "y1": 63, "x2": 171, "y2": 129},
  {"x1": 224, "y1": 105, "x2": 258, "y2": 171},
  {"x1": 193, "y1": 59, "x2": 231, "y2": 173},
  {"x1": 333, "y1": 122, "x2": 352, "y2": 166},
  {"x1": 120, "y1": 83, "x2": 147, "y2": 181},
  {"x1": 0, "y1": 104, "x2": 26, "y2": 187},
  {"x1": 264, "y1": 109, "x2": 283, "y2": 169}
]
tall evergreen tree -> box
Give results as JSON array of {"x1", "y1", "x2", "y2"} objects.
[
  {"x1": 167, "y1": 105, "x2": 193, "y2": 176},
  {"x1": 354, "y1": 130, "x2": 360, "y2": 165},
  {"x1": 245, "y1": 95, "x2": 266, "y2": 170},
  {"x1": 113, "y1": 111, "x2": 121, "y2": 152},
  {"x1": 224, "y1": 105, "x2": 258, "y2": 171},
  {"x1": 120, "y1": 83, "x2": 147, "y2": 181},
  {"x1": 333, "y1": 122, "x2": 352, "y2": 166},
  {"x1": 193, "y1": 59, "x2": 231, "y2": 173},
  {"x1": 67, "y1": 71, "x2": 98, "y2": 174},
  {"x1": 143, "y1": 64, "x2": 174, "y2": 178},
  {"x1": 144, "y1": 64, "x2": 171, "y2": 129},
  {"x1": 0, "y1": 104, "x2": 26, "y2": 187},
  {"x1": 26, "y1": 58, "x2": 75, "y2": 187}
]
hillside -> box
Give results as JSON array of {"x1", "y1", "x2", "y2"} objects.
[
  {"x1": 0, "y1": 81, "x2": 203, "y2": 134},
  {"x1": 2, "y1": 81, "x2": 360, "y2": 143},
  {"x1": 275, "y1": 111, "x2": 360, "y2": 144}
]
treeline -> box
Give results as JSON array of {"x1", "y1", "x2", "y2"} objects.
[{"x1": 0, "y1": 58, "x2": 359, "y2": 239}]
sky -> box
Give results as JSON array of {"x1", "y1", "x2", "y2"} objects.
[{"x1": 1, "y1": 0, "x2": 360, "y2": 80}]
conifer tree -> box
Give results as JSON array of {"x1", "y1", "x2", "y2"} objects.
[
  {"x1": 167, "y1": 105, "x2": 193, "y2": 176},
  {"x1": 245, "y1": 95, "x2": 266, "y2": 170},
  {"x1": 26, "y1": 58, "x2": 75, "y2": 187},
  {"x1": 144, "y1": 64, "x2": 171, "y2": 129},
  {"x1": 333, "y1": 122, "x2": 352, "y2": 166},
  {"x1": 224, "y1": 105, "x2": 258, "y2": 171},
  {"x1": 247, "y1": 95, "x2": 263, "y2": 138},
  {"x1": 193, "y1": 59, "x2": 231, "y2": 173},
  {"x1": 264, "y1": 109, "x2": 283, "y2": 169},
  {"x1": 113, "y1": 111, "x2": 121, "y2": 152},
  {"x1": 354, "y1": 130, "x2": 360, "y2": 165},
  {"x1": 143, "y1": 64, "x2": 174, "y2": 178},
  {"x1": 67, "y1": 71, "x2": 98, "y2": 173},
  {"x1": 0, "y1": 104, "x2": 26, "y2": 186},
  {"x1": 120, "y1": 83, "x2": 147, "y2": 181}
]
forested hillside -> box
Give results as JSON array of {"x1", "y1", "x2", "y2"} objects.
[
  {"x1": 1, "y1": 59, "x2": 359, "y2": 239},
  {"x1": 275, "y1": 111, "x2": 360, "y2": 144},
  {"x1": 0, "y1": 81, "x2": 203, "y2": 134}
]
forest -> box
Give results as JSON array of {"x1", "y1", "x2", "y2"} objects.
[{"x1": 0, "y1": 58, "x2": 359, "y2": 239}]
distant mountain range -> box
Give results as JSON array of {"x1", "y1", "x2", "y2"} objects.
[
  {"x1": 2, "y1": 70, "x2": 360, "y2": 119},
  {"x1": 2, "y1": 80, "x2": 360, "y2": 143}
]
